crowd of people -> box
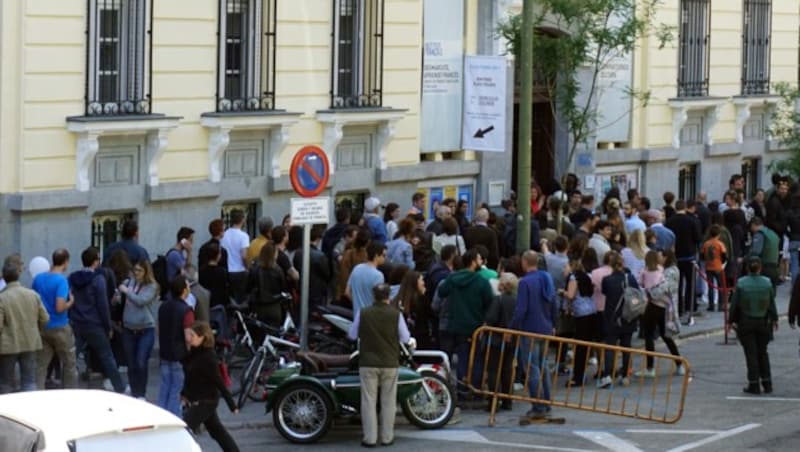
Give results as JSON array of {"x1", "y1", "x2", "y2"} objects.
[{"x1": 0, "y1": 170, "x2": 791, "y2": 442}]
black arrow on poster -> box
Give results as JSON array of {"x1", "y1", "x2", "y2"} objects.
[{"x1": 473, "y1": 125, "x2": 495, "y2": 138}]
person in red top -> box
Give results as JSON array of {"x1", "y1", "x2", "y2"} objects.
[
  {"x1": 530, "y1": 183, "x2": 546, "y2": 216},
  {"x1": 701, "y1": 224, "x2": 728, "y2": 312}
]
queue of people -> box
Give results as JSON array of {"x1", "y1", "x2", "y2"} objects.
[{"x1": 0, "y1": 170, "x2": 794, "y2": 447}]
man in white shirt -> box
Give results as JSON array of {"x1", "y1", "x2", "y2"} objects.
[{"x1": 220, "y1": 209, "x2": 250, "y2": 302}]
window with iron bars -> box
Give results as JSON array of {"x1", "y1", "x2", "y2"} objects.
[
  {"x1": 86, "y1": 0, "x2": 152, "y2": 116},
  {"x1": 742, "y1": 159, "x2": 760, "y2": 200},
  {"x1": 678, "y1": 164, "x2": 698, "y2": 202},
  {"x1": 742, "y1": 0, "x2": 772, "y2": 95},
  {"x1": 216, "y1": 0, "x2": 277, "y2": 112},
  {"x1": 91, "y1": 212, "x2": 137, "y2": 257},
  {"x1": 330, "y1": 0, "x2": 384, "y2": 108},
  {"x1": 677, "y1": 0, "x2": 711, "y2": 98},
  {"x1": 221, "y1": 203, "x2": 259, "y2": 239}
]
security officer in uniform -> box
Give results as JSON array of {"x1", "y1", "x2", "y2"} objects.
[
  {"x1": 728, "y1": 257, "x2": 778, "y2": 395},
  {"x1": 747, "y1": 217, "x2": 780, "y2": 287}
]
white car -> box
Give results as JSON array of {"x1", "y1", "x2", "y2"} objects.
[{"x1": 0, "y1": 389, "x2": 201, "y2": 451}]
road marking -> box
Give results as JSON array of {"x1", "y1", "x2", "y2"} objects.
[
  {"x1": 625, "y1": 429, "x2": 720, "y2": 435},
  {"x1": 665, "y1": 423, "x2": 761, "y2": 452},
  {"x1": 574, "y1": 431, "x2": 643, "y2": 452},
  {"x1": 726, "y1": 396, "x2": 800, "y2": 402},
  {"x1": 396, "y1": 429, "x2": 598, "y2": 452}
]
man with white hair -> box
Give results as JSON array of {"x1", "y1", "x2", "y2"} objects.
[
  {"x1": 648, "y1": 209, "x2": 675, "y2": 252},
  {"x1": 426, "y1": 205, "x2": 452, "y2": 236},
  {"x1": 363, "y1": 197, "x2": 388, "y2": 244},
  {"x1": 463, "y1": 208, "x2": 500, "y2": 270}
]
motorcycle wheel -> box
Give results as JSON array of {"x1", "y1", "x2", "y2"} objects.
[
  {"x1": 401, "y1": 371, "x2": 455, "y2": 429},
  {"x1": 273, "y1": 382, "x2": 333, "y2": 444}
]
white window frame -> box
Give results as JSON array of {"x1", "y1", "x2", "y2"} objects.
[
  {"x1": 87, "y1": 0, "x2": 150, "y2": 115},
  {"x1": 218, "y1": 0, "x2": 264, "y2": 111}
]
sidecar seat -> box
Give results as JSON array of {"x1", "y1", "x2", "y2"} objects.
[{"x1": 298, "y1": 351, "x2": 353, "y2": 374}]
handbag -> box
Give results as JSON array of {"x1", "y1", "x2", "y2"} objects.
[{"x1": 571, "y1": 295, "x2": 597, "y2": 317}]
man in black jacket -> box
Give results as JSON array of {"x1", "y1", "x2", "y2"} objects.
[
  {"x1": 294, "y1": 225, "x2": 331, "y2": 308},
  {"x1": 765, "y1": 177, "x2": 790, "y2": 244},
  {"x1": 666, "y1": 200, "x2": 703, "y2": 324},
  {"x1": 463, "y1": 208, "x2": 500, "y2": 270},
  {"x1": 157, "y1": 276, "x2": 194, "y2": 417}
]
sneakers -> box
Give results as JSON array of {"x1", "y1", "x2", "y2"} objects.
[
  {"x1": 617, "y1": 376, "x2": 630, "y2": 387},
  {"x1": 597, "y1": 376, "x2": 612, "y2": 389},
  {"x1": 588, "y1": 357, "x2": 598, "y2": 367},
  {"x1": 102, "y1": 379, "x2": 113, "y2": 391},
  {"x1": 676, "y1": 365, "x2": 686, "y2": 376},
  {"x1": 681, "y1": 315, "x2": 695, "y2": 326},
  {"x1": 525, "y1": 408, "x2": 550, "y2": 419},
  {"x1": 634, "y1": 368, "x2": 656, "y2": 378}
]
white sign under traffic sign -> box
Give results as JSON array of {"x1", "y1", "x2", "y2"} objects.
[
  {"x1": 291, "y1": 197, "x2": 330, "y2": 225},
  {"x1": 462, "y1": 55, "x2": 507, "y2": 152}
]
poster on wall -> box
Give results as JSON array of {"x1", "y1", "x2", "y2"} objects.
[
  {"x1": 422, "y1": 184, "x2": 474, "y2": 221},
  {"x1": 458, "y1": 185, "x2": 474, "y2": 219},
  {"x1": 595, "y1": 171, "x2": 639, "y2": 200},
  {"x1": 421, "y1": 0, "x2": 464, "y2": 152},
  {"x1": 462, "y1": 55, "x2": 507, "y2": 152},
  {"x1": 428, "y1": 187, "x2": 443, "y2": 220}
]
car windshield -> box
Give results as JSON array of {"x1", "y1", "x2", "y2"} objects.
[{"x1": 71, "y1": 426, "x2": 198, "y2": 452}]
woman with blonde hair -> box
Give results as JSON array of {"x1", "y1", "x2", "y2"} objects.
[
  {"x1": 118, "y1": 259, "x2": 159, "y2": 399},
  {"x1": 621, "y1": 229, "x2": 648, "y2": 279}
]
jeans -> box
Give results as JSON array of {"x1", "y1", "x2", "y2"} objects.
[
  {"x1": 359, "y1": 367, "x2": 399, "y2": 445},
  {"x1": 706, "y1": 271, "x2": 722, "y2": 309},
  {"x1": 159, "y1": 361, "x2": 185, "y2": 417},
  {"x1": 453, "y1": 334, "x2": 482, "y2": 393},
  {"x1": 75, "y1": 329, "x2": 125, "y2": 392},
  {"x1": 518, "y1": 338, "x2": 550, "y2": 414},
  {"x1": 184, "y1": 401, "x2": 240, "y2": 452},
  {"x1": 677, "y1": 260, "x2": 696, "y2": 316},
  {"x1": 602, "y1": 325, "x2": 633, "y2": 378},
  {"x1": 121, "y1": 327, "x2": 155, "y2": 398},
  {"x1": 789, "y1": 241, "x2": 800, "y2": 284},
  {"x1": 0, "y1": 352, "x2": 37, "y2": 394},
  {"x1": 37, "y1": 325, "x2": 78, "y2": 389}
]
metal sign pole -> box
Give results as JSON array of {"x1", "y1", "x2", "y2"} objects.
[{"x1": 300, "y1": 223, "x2": 311, "y2": 351}]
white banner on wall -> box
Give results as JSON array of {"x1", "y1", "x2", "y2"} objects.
[
  {"x1": 462, "y1": 55, "x2": 507, "y2": 153},
  {"x1": 420, "y1": 0, "x2": 464, "y2": 152},
  {"x1": 595, "y1": 13, "x2": 633, "y2": 144}
]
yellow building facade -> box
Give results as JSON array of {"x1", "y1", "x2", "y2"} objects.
[{"x1": 0, "y1": 0, "x2": 492, "y2": 260}]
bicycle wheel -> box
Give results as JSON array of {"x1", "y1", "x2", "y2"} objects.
[{"x1": 236, "y1": 353, "x2": 263, "y2": 409}]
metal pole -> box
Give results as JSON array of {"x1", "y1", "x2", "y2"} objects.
[
  {"x1": 515, "y1": 0, "x2": 534, "y2": 253},
  {"x1": 300, "y1": 223, "x2": 311, "y2": 351}
]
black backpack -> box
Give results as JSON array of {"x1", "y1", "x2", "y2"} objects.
[{"x1": 152, "y1": 249, "x2": 179, "y2": 299}]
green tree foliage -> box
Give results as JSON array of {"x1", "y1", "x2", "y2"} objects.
[
  {"x1": 496, "y1": 0, "x2": 673, "y2": 173},
  {"x1": 768, "y1": 82, "x2": 800, "y2": 179}
]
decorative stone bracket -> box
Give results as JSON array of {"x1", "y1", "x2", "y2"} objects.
[
  {"x1": 66, "y1": 115, "x2": 181, "y2": 192},
  {"x1": 732, "y1": 96, "x2": 780, "y2": 144},
  {"x1": 316, "y1": 109, "x2": 407, "y2": 174},
  {"x1": 200, "y1": 112, "x2": 301, "y2": 182},
  {"x1": 668, "y1": 98, "x2": 727, "y2": 149}
]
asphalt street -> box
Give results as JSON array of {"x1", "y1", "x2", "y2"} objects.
[{"x1": 138, "y1": 282, "x2": 799, "y2": 451}]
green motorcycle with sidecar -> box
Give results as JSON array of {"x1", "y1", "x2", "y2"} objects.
[{"x1": 264, "y1": 344, "x2": 455, "y2": 444}]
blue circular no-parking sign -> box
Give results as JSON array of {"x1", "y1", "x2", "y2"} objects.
[{"x1": 290, "y1": 146, "x2": 330, "y2": 197}]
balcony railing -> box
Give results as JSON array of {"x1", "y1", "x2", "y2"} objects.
[
  {"x1": 677, "y1": 0, "x2": 710, "y2": 98},
  {"x1": 741, "y1": 0, "x2": 772, "y2": 96},
  {"x1": 330, "y1": 0, "x2": 384, "y2": 108}
]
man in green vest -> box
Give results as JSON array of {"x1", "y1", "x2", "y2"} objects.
[
  {"x1": 728, "y1": 257, "x2": 778, "y2": 395},
  {"x1": 748, "y1": 217, "x2": 780, "y2": 287},
  {"x1": 348, "y1": 283, "x2": 410, "y2": 448}
]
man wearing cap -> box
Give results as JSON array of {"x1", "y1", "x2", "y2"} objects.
[
  {"x1": 363, "y1": 197, "x2": 388, "y2": 244},
  {"x1": 728, "y1": 257, "x2": 778, "y2": 395}
]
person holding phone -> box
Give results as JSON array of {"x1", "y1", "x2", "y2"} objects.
[
  {"x1": 167, "y1": 227, "x2": 195, "y2": 283},
  {"x1": 182, "y1": 321, "x2": 240, "y2": 452}
]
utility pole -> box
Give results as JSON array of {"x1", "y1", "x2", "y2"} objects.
[{"x1": 516, "y1": 0, "x2": 534, "y2": 253}]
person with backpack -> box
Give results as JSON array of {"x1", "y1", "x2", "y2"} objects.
[
  {"x1": 598, "y1": 251, "x2": 641, "y2": 388},
  {"x1": 701, "y1": 225, "x2": 728, "y2": 312},
  {"x1": 68, "y1": 247, "x2": 128, "y2": 394},
  {"x1": 634, "y1": 250, "x2": 684, "y2": 378},
  {"x1": 246, "y1": 243, "x2": 287, "y2": 326},
  {"x1": 561, "y1": 259, "x2": 600, "y2": 388}
]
